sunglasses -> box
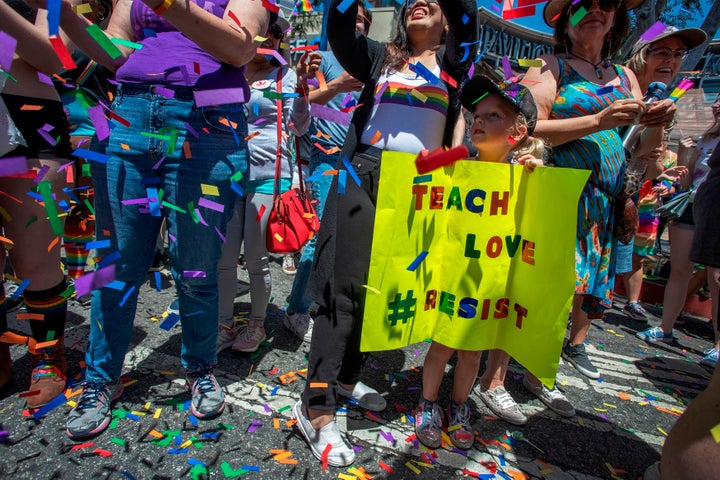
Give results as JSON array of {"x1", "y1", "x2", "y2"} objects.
[
  {"x1": 646, "y1": 46, "x2": 688, "y2": 60},
  {"x1": 268, "y1": 23, "x2": 285, "y2": 40},
  {"x1": 568, "y1": 0, "x2": 620, "y2": 14}
]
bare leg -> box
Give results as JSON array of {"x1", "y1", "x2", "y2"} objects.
[
  {"x1": 480, "y1": 349, "x2": 511, "y2": 390},
  {"x1": 624, "y1": 254, "x2": 645, "y2": 303},
  {"x1": 660, "y1": 226, "x2": 695, "y2": 334},
  {"x1": 569, "y1": 295, "x2": 591, "y2": 346},
  {"x1": 421, "y1": 341, "x2": 455, "y2": 402},
  {"x1": 452, "y1": 350, "x2": 482, "y2": 404}
]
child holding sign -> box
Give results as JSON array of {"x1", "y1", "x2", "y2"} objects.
[{"x1": 415, "y1": 76, "x2": 544, "y2": 450}]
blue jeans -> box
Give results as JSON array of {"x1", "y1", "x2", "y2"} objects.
[
  {"x1": 85, "y1": 84, "x2": 247, "y2": 383},
  {"x1": 286, "y1": 150, "x2": 338, "y2": 314}
]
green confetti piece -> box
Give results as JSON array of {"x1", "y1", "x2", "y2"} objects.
[
  {"x1": 569, "y1": 6, "x2": 587, "y2": 27},
  {"x1": 110, "y1": 38, "x2": 144, "y2": 50},
  {"x1": 277, "y1": 405, "x2": 291, "y2": 413},
  {"x1": 38, "y1": 180, "x2": 64, "y2": 235},
  {"x1": 81, "y1": 163, "x2": 91, "y2": 177},
  {"x1": 85, "y1": 24, "x2": 123, "y2": 59},
  {"x1": 161, "y1": 201, "x2": 187, "y2": 213},
  {"x1": 190, "y1": 464, "x2": 210, "y2": 480},
  {"x1": 84, "y1": 198, "x2": 95, "y2": 215},
  {"x1": 110, "y1": 437, "x2": 126, "y2": 447},
  {"x1": 141, "y1": 131, "x2": 172, "y2": 141},
  {"x1": 230, "y1": 171, "x2": 243, "y2": 182},
  {"x1": 217, "y1": 423, "x2": 234, "y2": 430},
  {"x1": 25, "y1": 216, "x2": 38, "y2": 228},
  {"x1": 109, "y1": 417, "x2": 119, "y2": 430},
  {"x1": 188, "y1": 202, "x2": 200, "y2": 223},
  {"x1": 220, "y1": 462, "x2": 250, "y2": 478}
]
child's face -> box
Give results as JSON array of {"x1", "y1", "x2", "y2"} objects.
[{"x1": 470, "y1": 95, "x2": 521, "y2": 157}]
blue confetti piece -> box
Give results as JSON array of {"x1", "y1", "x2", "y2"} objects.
[
  {"x1": 159, "y1": 313, "x2": 181, "y2": 331},
  {"x1": 154, "y1": 272, "x2": 162, "y2": 292},
  {"x1": 231, "y1": 181, "x2": 244, "y2": 197},
  {"x1": 125, "y1": 413, "x2": 140, "y2": 421},
  {"x1": 26, "y1": 192, "x2": 43, "y2": 202},
  {"x1": 118, "y1": 285, "x2": 135, "y2": 307},
  {"x1": 168, "y1": 448, "x2": 189, "y2": 454},
  {"x1": 120, "y1": 471, "x2": 137, "y2": 480},
  {"x1": 174, "y1": 434, "x2": 183, "y2": 444},
  {"x1": 499, "y1": 454, "x2": 506, "y2": 466},
  {"x1": 413, "y1": 174, "x2": 432, "y2": 184},
  {"x1": 497, "y1": 472, "x2": 513, "y2": 480},
  {"x1": 337, "y1": 170, "x2": 347, "y2": 194},
  {"x1": 140, "y1": 176, "x2": 162, "y2": 185},
  {"x1": 341, "y1": 156, "x2": 361, "y2": 187},
  {"x1": 407, "y1": 251, "x2": 429, "y2": 271},
  {"x1": 409, "y1": 61, "x2": 439, "y2": 84},
  {"x1": 32, "y1": 393, "x2": 67, "y2": 419},
  {"x1": 241, "y1": 465, "x2": 260, "y2": 472},
  {"x1": 271, "y1": 386, "x2": 279, "y2": 396},
  {"x1": 188, "y1": 414, "x2": 198, "y2": 426},
  {"x1": 62, "y1": 187, "x2": 81, "y2": 204},
  {"x1": 462, "y1": 13, "x2": 469, "y2": 24},
  {"x1": 85, "y1": 239, "x2": 111, "y2": 250},
  {"x1": 336, "y1": 0, "x2": 355, "y2": 13},
  {"x1": 201, "y1": 432, "x2": 220, "y2": 439},
  {"x1": 72, "y1": 148, "x2": 109, "y2": 164},
  {"x1": 188, "y1": 458, "x2": 205, "y2": 467},
  {"x1": 143, "y1": 28, "x2": 157, "y2": 37},
  {"x1": 97, "y1": 250, "x2": 121, "y2": 269},
  {"x1": 47, "y1": 0, "x2": 61, "y2": 36},
  {"x1": 12, "y1": 279, "x2": 31, "y2": 299},
  {"x1": 105, "y1": 280, "x2": 126, "y2": 290},
  {"x1": 596, "y1": 85, "x2": 614, "y2": 95},
  {"x1": 147, "y1": 187, "x2": 161, "y2": 217}
]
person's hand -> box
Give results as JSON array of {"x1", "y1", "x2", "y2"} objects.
[
  {"x1": 329, "y1": 70, "x2": 363, "y2": 93},
  {"x1": 652, "y1": 184, "x2": 671, "y2": 197},
  {"x1": 516, "y1": 154, "x2": 543, "y2": 172},
  {"x1": 678, "y1": 135, "x2": 696, "y2": 153},
  {"x1": 296, "y1": 51, "x2": 322, "y2": 84},
  {"x1": 658, "y1": 165, "x2": 688, "y2": 182},
  {"x1": 596, "y1": 98, "x2": 645, "y2": 130},
  {"x1": 639, "y1": 98, "x2": 676, "y2": 128}
]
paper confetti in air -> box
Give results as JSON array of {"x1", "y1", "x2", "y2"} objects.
[
  {"x1": 74, "y1": 264, "x2": 117, "y2": 298},
  {"x1": 193, "y1": 88, "x2": 246, "y2": 107},
  {"x1": 640, "y1": 21, "x2": 667, "y2": 42}
]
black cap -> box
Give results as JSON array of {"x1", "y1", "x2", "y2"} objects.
[{"x1": 460, "y1": 76, "x2": 538, "y2": 135}]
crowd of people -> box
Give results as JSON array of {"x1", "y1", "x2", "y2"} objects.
[{"x1": 0, "y1": 0, "x2": 718, "y2": 476}]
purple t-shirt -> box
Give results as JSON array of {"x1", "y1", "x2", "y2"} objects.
[{"x1": 115, "y1": 0, "x2": 248, "y2": 93}]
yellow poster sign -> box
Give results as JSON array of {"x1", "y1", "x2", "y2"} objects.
[{"x1": 361, "y1": 151, "x2": 590, "y2": 386}]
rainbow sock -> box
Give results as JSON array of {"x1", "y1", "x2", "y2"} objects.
[
  {"x1": 63, "y1": 234, "x2": 93, "y2": 279},
  {"x1": 23, "y1": 280, "x2": 68, "y2": 342}
]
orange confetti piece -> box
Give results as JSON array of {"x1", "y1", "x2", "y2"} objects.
[
  {"x1": 0, "y1": 235, "x2": 14, "y2": 247},
  {"x1": 218, "y1": 116, "x2": 238, "y2": 129},
  {"x1": 316, "y1": 70, "x2": 328, "y2": 92},
  {"x1": 309, "y1": 382, "x2": 328, "y2": 389},
  {"x1": 273, "y1": 418, "x2": 280, "y2": 430},
  {"x1": 148, "y1": 429, "x2": 164, "y2": 438},
  {"x1": 120, "y1": 143, "x2": 130, "y2": 150},
  {"x1": 20, "y1": 104, "x2": 44, "y2": 111},
  {"x1": 370, "y1": 130, "x2": 382, "y2": 145},
  {"x1": 182, "y1": 141, "x2": 192, "y2": 159},
  {"x1": 244, "y1": 131, "x2": 261, "y2": 141},
  {"x1": 47, "y1": 235, "x2": 60, "y2": 252}
]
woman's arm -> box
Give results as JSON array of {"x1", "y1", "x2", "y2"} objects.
[
  {"x1": 281, "y1": 68, "x2": 310, "y2": 137},
  {"x1": 439, "y1": 0, "x2": 478, "y2": 79},
  {"x1": 0, "y1": 2, "x2": 62, "y2": 74},
  {"x1": 523, "y1": 55, "x2": 647, "y2": 147},
  {"x1": 327, "y1": 0, "x2": 382, "y2": 83}
]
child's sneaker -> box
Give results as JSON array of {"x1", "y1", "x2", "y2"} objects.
[
  {"x1": 445, "y1": 401, "x2": 474, "y2": 450},
  {"x1": 414, "y1": 398, "x2": 442, "y2": 449},
  {"x1": 636, "y1": 326, "x2": 674, "y2": 343}
]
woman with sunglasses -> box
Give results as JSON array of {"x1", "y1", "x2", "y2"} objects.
[
  {"x1": 618, "y1": 27, "x2": 704, "y2": 324},
  {"x1": 24, "y1": 0, "x2": 272, "y2": 439},
  {"x1": 291, "y1": 0, "x2": 477, "y2": 467},
  {"x1": 215, "y1": 14, "x2": 320, "y2": 354},
  {"x1": 521, "y1": 0, "x2": 676, "y2": 380}
]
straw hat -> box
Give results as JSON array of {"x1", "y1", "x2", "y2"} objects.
[{"x1": 543, "y1": 0, "x2": 645, "y2": 27}]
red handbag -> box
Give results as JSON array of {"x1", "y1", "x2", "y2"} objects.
[{"x1": 266, "y1": 71, "x2": 319, "y2": 253}]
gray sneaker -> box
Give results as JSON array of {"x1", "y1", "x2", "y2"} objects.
[
  {"x1": 522, "y1": 376, "x2": 576, "y2": 417},
  {"x1": 283, "y1": 311, "x2": 314, "y2": 343},
  {"x1": 66, "y1": 381, "x2": 124, "y2": 439},
  {"x1": 186, "y1": 367, "x2": 225, "y2": 419},
  {"x1": 473, "y1": 384, "x2": 527, "y2": 426},
  {"x1": 562, "y1": 342, "x2": 600, "y2": 379}
]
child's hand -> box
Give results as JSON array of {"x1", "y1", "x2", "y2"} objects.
[{"x1": 516, "y1": 154, "x2": 543, "y2": 172}]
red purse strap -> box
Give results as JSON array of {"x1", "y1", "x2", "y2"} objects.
[{"x1": 272, "y1": 68, "x2": 306, "y2": 200}]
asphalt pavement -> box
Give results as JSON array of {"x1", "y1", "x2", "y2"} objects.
[{"x1": 0, "y1": 255, "x2": 716, "y2": 479}]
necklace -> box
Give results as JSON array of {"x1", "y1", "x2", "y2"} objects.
[{"x1": 568, "y1": 52, "x2": 609, "y2": 80}]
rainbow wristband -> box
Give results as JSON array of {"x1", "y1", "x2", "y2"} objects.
[{"x1": 153, "y1": 0, "x2": 174, "y2": 15}]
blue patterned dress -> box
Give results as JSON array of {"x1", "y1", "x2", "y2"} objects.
[{"x1": 550, "y1": 56, "x2": 633, "y2": 316}]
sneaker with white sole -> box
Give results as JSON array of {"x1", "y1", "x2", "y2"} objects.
[
  {"x1": 283, "y1": 311, "x2": 314, "y2": 343},
  {"x1": 282, "y1": 254, "x2": 297, "y2": 275},
  {"x1": 166, "y1": 298, "x2": 180, "y2": 316},
  {"x1": 292, "y1": 400, "x2": 356, "y2": 467},
  {"x1": 700, "y1": 347, "x2": 718, "y2": 368},
  {"x1": 336, "y1": 381, "x2": 386, "y2": 411},
  {"x1": 474, "y1": 384, "x2": 527, "y2": 426},
  {"x1": 522, "y1": 376, "x2": 576, "y2": 417},
  {"x1": 66, "y1": 381, "x2": 124, "y2": 439},
  {"x1": 217, "y1": 324, "x2": 240, "y2": 353},
  {"x1": 622, "y1": 301, "x2": 649, "y2": 323},
  {"x1": 186, "y1": 367, "x2": 225, "y2": 419},
  {"x1": 561, "y1": 342, "x2": 600, "y2": 379},
  {"x1": 635, "y1": 326, "x2": 674, "y2": 344},
  {"x1": 231, "y1": 321, "x2": 266, "y2": 353}
]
